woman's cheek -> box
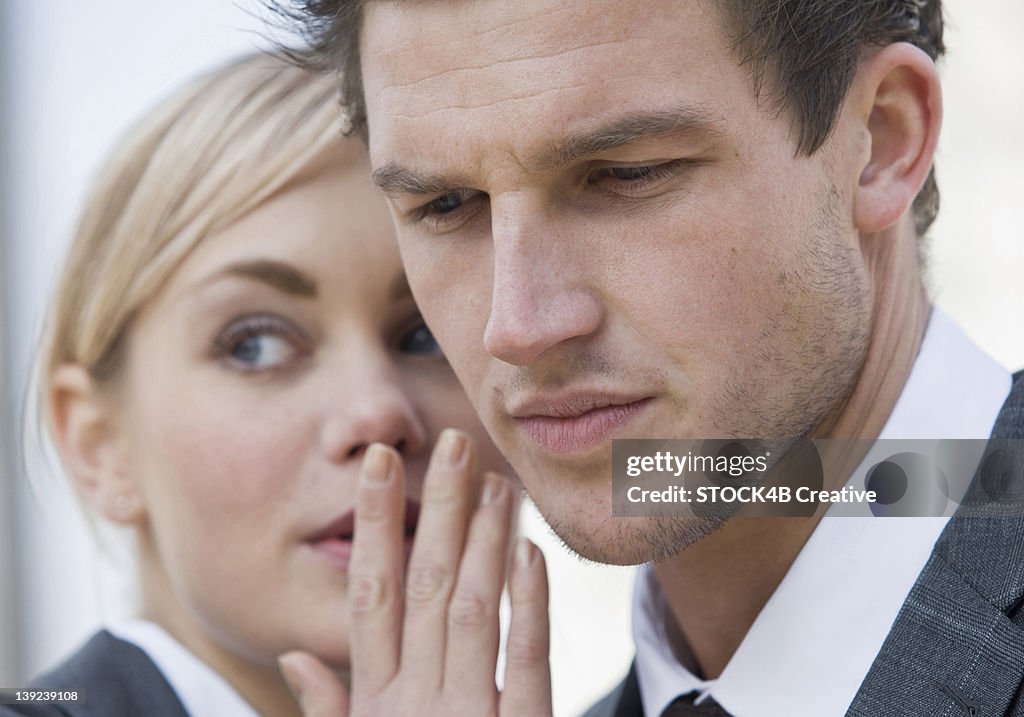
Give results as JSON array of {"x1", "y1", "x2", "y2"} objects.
[{"x1": 149, "y1": 405, "x2": 310, "y2": 522}]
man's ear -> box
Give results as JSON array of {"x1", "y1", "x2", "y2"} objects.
[
  {"x1": 851, "y1": 42, "x2": 942, "y2": 234},
  {"x1": 49, "y1": 364, "x2": 144, "y2": 524}
]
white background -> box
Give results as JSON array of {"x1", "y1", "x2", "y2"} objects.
[{"x1": 1, "y1": 3, "x2": 1022, "y2": 716}]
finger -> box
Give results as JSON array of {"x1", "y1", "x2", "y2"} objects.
[
  {"x1": 348, "y1": 443, "x2": 405, "y2": 695},
  {"x1": 441, "y1": 472, "x2": 515, "y2": 703},
  {"x1": 500, "y1": 538, "x2": 552, "y2": 717},
  {"x1": 279, "y1": 651, "x2": 350, "y2": 717},
  {"x1": 399, "y1": 428, "x2": 479, "y2": 685}
]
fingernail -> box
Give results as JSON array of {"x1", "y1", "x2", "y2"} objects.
[
  {"x1": 362, "y1": 444, "x2": 393, "y2": 484},
  {"x1": 440, "y1": 428, "x2": 467, "y2": 465},
  {"x1": 515, "y1": 537, "x2": 535, "y2": 569},
  {"x1": 482, "y1": 472, "x2": 507, "y2": 505},
  {"x1": 278, "y1": 654, "x2": 304, "y2": 703}
]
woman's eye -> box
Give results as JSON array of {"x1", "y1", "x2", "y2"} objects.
[
  {"x1": 214, "y1": 317, "x2": 306, "y2": 372},
  {"x1": 231, "y1": 334, "x2": 297, "y2": 369},
  {"x1": 398, "y1": 322, "x2": 443, "y2": 357}
]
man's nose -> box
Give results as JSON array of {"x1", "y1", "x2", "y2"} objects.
[
  {"x1": 482, "y1": 203, "x2": 603, "y2": 366},
  {"x1": 320, "y1": 363, "x2": 428, "y2": 463}
]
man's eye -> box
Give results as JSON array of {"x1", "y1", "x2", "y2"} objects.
[
  {"x1": 398, "y1": 321, "x2": 443, "y2": 357},
  {"x1": 589, "y1": 160, "x2": 690, "y2": 190},
  {"x1": 427, "y1": 192, "x2": 469, "y2": 214},
  {"x1": 414, "y1": 189, "x2": 484, "y2": 224},
  {"x1": 605, "y1": 166, "x2": 659, "y2": 181}
]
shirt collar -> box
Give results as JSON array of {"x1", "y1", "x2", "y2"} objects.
[
  {"x1": 632, "y1": 308, "x2": 1012, "y2": 717},
  {"x1": 108, "y1": 620, "x2": 262, "y2": 717}
]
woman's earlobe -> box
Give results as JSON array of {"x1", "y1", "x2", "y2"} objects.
[
  {"x1": 49, "y1": 364, "x2": 144, "y2": 524},
  {"x1": 852, "y1": 42, "x2": 943, "y2": 234},
  {"x1": 99, "y1": 489, "x2": 145, "y2": 524}
]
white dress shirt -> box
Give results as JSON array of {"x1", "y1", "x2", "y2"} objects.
[
  {"x1": 632, "y1": 308, "x2": 1013, "y2": 717},
  {"x1": 109, "y1": 620, "x2": 261, "y2": 717}
]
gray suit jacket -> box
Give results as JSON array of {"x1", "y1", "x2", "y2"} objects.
[
  {"x1": 0, "y1": 631, "x2": 190, "y2": 717},
  {"x1": 585, "y1": 371, "x2": 1024, "y2": 717}
]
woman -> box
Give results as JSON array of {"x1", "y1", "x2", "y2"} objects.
[{"x1": 10, "y1": 53, "x2": 550, "y2": 717}]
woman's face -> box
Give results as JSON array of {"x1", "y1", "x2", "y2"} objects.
[{"x1": 113, "y1": 146, "x2": 508, "y2": 667}]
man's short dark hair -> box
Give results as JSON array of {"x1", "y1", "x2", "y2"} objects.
[{"x1": 271, "y1": 0, "x2": 944, "y2": 236}]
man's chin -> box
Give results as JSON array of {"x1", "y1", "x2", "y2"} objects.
[{"x1": 544, "y1": 515, "x2": 726, "y2": 566}]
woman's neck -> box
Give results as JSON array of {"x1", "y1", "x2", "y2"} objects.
[{"x1": 136, "y1": 539, "x2": 303, "y2": 717}]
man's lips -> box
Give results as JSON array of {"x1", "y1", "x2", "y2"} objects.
[
  {"x1": 305, "y1": 500, "x2": 421, "y2": 568},
  {"x1": 509, "y1": 393, "x2": 653, "y2": 454}
]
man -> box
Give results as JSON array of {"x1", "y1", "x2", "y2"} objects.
[{"x1": 278, "y1": 1, "x2": 1024, "y2": 714}]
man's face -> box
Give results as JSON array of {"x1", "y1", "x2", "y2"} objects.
[{"x1": 361, "y1": 0, "x2": 873, "y2": 564}]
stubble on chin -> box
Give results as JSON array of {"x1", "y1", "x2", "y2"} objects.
[{"x1": 544, "y1": 512, "x2": 727, "y2": 566}]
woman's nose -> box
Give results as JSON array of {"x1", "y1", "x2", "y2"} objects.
[{"x1": 320, "y1": 373, "x2": 428, "y2": 463}]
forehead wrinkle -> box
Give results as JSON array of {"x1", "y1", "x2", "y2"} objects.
[
  {"x1": 379, "y1": 80, "x2": 597, "y2": 125},
  {"x1": 367, "y1": 0, "x2": 630, "y2": 75},
  {"x1": 376, "y1": 36, "x2": 641, "y2": 95}
]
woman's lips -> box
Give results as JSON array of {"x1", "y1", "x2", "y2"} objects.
[
  {"x1": 309, "y1": 536, "x2": 358, "y2": 569},
  {"x1": 513, "y1": 397, "x2": 653, "y2": 454},
  {"x1": 306, "y1": 501, "x2": 420, "y2": 569},
  {"x1": 308, "y1": 536, "x2": 417, "y2": 570}
]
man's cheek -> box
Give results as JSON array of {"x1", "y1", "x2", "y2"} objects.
[
  {"x1": 409, "y1": 264, "x2": 494, "y2": 368},
  {"x1": 400, "y1": 238, "x2": 476, "y2": 309},
  {"x1": 436, "y1": 319, "x2": 491, "y2": 405}
]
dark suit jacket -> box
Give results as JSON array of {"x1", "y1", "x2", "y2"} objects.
[
  {"x1": 0, "y1": 630, "x2": 190, "y2": 717},
  {"x1": 585, "y1": 371, "x2": 1024, "y2": 717}
]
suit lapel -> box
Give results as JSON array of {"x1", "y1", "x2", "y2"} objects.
[
  {"x1": 33, "y1": 631, "x2": 191, "y2": 717},
  {"x1": 848, "y1": 372, "x2": 1024, "y2": 716},
  {"x1": 586, "y1": 376, "x2": 1024, "y2": 717}
]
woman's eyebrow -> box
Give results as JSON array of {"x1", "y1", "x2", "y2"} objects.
[{"x1": 202, "y1": 260, "x2": 318, "y2": 298}]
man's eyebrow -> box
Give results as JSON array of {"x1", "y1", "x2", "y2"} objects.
[
  {"x1": 203, "y1": 260, "x2": 318, "y2": 298},
  {"x1": 371, "y1": 106, "x2": 724, "y2": 196},
  {"x1": 532, "y1": 106, "x2": 726, "y2": 170},
  {"x1": 372, "y1": 164, "x2": 474, "y2": 196}
]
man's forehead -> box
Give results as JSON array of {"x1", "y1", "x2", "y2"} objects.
[
  {"x1": 360, "y1": 0, "x2": 652, "y2": 66},
  {"x1": 360, "y1": 1, "x2": 675, "y2": 110},
  {"x1": 359, "y1": 0, "x2": 737, "y2": 171}
]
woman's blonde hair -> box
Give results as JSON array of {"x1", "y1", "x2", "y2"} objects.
[{"x1": 35, "y1": 52, "x2": 345, "y2": 432}]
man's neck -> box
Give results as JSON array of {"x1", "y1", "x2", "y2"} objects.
[
  {"x1": 653, "y1": 516, "x2": 821, "y2": 678},
  {"x1": 653, "y1": 222, "x2": 930, "y2": 679}
]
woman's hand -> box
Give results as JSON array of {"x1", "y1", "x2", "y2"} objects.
[{"x1": 279, "y1": 429, "x2": 552, "y2": 717}]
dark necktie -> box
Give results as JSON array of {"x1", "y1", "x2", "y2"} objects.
[{"x1": 660, "y1": 692, "x2": 732, "y2": 717}]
